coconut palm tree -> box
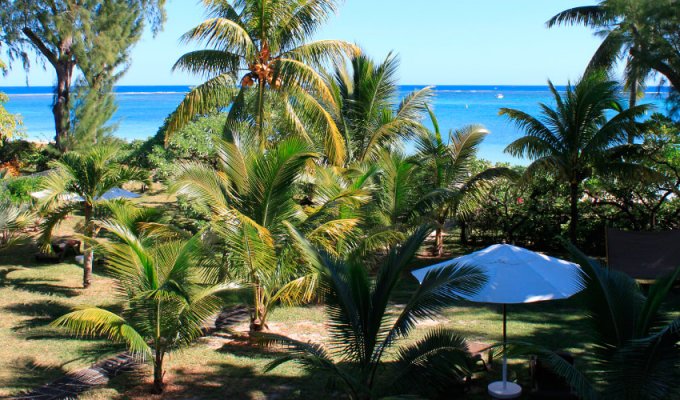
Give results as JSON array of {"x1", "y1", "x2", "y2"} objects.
[
  {"x1": 548, "y1": 0, "x2": 680, "y2": 128},
  {"x1": 51, "y1": 220, "x2": 229, "y2": 394},
  {"x1": 501, "y1": 72, "x2": 650, "y2": 243},
  {"x1": 38, "y1": 145, "x2": 147, "y2": 288},
  {"x1": 258, "y1": 226, "x2": 488, "y2": 400},
  {"x1": 326, "y1": 53, "x2": 432, "y2": 166},
  {"x1": 414, "y1": 108, "x2": 515, "y2": 256},
  {"x1": 168, "y1": 0, "x2": 358, "y2": 165},
  {"x1": 527, "y1": 241, "x2": 680, "y2": 400},
  {"x1": 171, "y1": 136, "x2": 368, "y2": 332}
]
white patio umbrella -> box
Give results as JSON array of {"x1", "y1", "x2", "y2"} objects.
[
  {"x1": 412, "y1": 244, "x2": 585, "y2": 399},
  {"x1": 32, "y1": 187, "x2": 141, "y2": 202}
]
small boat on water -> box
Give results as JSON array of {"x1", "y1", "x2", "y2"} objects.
[{"x1": 496, "y1": 93, "x2": 504, "y2": 99}]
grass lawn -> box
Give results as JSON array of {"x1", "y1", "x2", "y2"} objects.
[
  {"x1": 0, "y1": 246, "x2": 599, "y2": 399},
  {"x1": 2, "y1": 190, "x2": 677, "y2": 399}
]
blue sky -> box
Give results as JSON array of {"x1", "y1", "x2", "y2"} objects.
[{"x1": 1, "y1": 0, "x2": 605, "y2": 86}]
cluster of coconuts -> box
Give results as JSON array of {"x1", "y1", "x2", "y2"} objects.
[
  {"x1": 241, "y1": 64, "x2": 283, "y2": 89},
  {"x1": 239, "y1": 45, "x2": 282, "y2": 89}
]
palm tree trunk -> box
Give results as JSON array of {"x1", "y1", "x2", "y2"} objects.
[
  {"x1": 83, "y1": 202, "x2": 94, "y2": 288},
  {"x1": 434, "y1": 227, "x2": 444, "y2": 257},
  {"x1": 460, "y1": 220, "x2": 468, "y2": 245},
  {"x1": 257, "y1": 80, "x2": 266, "y2": 152},
  {"x1": 153, "y1": 349, "x2": 164, "y2": 394},
  {"x1": 250, "y1": 283, "x2": 267, "y2": 332},
  {"x1": 569, "y1": 182, "x2": 579, "y2": 244},
  {"x1": 628, "y1": 80, "x2": 638, "y2": 144}
]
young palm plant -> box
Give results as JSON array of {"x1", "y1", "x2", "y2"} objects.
[
  {"x1": 172, "y1": 136, "x2": 369, "y2": 332},
  {"x1": 258, "y1": 226, "x2": 488, "y2": 400},
  {"x1": 51, "y1": 220, "x2": 230, "y2": 394},
  {"x1": 501, "y1": 72, "x2": 651, "y2": 243},
  {"x1": 414, "y1": 107, "x2": 515, "y2": 256},
  {"x1": 0, "y1": 199, "x2": 32, "y2": 250},
  {"x1": 526, "y1": 242, "x2": 680, "y2": 400},
  {"x1": 38, "y1": 145, "x2": 147, "y2": 288},
  {"x1": 168, "y1": 0, "x2": 358, "y2": 165}
]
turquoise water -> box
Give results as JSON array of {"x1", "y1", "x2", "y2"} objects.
[{"x1": 1, "y1": 85, "x2": 671, "y2": 164}]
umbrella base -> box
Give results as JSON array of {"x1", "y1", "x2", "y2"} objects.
[{"x1": 488, "y1": 381, "x2": 522, "y2": 399}]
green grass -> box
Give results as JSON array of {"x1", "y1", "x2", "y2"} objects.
[
  {"x1": 1, "y1": 192, "x2": 677, "y2": 399},
  {"x1": 0, "y1": 244, "x2": 594, "y2": 399}
]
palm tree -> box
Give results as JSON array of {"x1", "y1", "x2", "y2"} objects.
[
  {"x1": 168, "y1": 0, "x2": 358, "y2": 165},
  {"x1": 0, "y1": 199, "x2": 31, "y2": 250},
  {"x1": 374, "y1": 149, "x2": 420, "y2": 227},
  {"x1": 258, "y1": 226, "x2": 488, "y2": 400},
  {"x1": 501, "y1": 73, "x2": 650, "y2": 243},
  {"x1": 172, "y1": 136, "x2": 368, "y2": 332},
  {"x1": 414, "y1": 108, "x2": 515, "y2": 256},
  {"x1": 528, "y1": 242, "x2": 680, "y2": 400},
  {"x1": 548, "y1": 0, "x2": 680, "y2": 127},
  {"x1": 38, "y1": 145, "x2": 147, "y2": 288},
  {"x1": 326, "y1": 53, "x2": 432, "y2": 166},
  {"x1": 51, "y1": 220, "x2": 229, "y2": 394}
]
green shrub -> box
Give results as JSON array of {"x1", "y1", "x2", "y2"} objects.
[
  {"x1": 129, "y1": 113, "x2": 226, "y2": 182},
  {"x1": 0, "y1": 176, "x2": 42, "y2": 204}
]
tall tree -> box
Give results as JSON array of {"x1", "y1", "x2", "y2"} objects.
[
  {"x1": 0, "y1": 0, "x2": 165, "y2": 150},
  {"x1": 548, "y1": 0, "x2": 680, "y2": 121},
  {"x1": 501, "y1": 73, "x2": 650, "y2": 243},
  {"x1": 38, "y1": 145, "x2": 147, "y2": 288},
  {"x1": 168, "y1": 0, "x2": 358, "y2": 165}
]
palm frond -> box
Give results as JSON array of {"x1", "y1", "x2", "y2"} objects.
[
  {"x1": 165, "y1": 74, "x2": 237, "y2": 141},
  {"x1": 52, "y1": 307, "x2": 151, "y2": 358}
]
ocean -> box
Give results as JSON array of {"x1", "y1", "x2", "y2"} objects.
[{"x1": 1, "y1": 85, "x2": 671, "y2": 164}]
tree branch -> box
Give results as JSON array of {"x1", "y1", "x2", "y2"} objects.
[{"x1": 22, "y1": 27, "x2": 58, "y2": 67}]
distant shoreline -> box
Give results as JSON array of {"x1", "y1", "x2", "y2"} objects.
[{"x1": 1, "y1": 84, "x2": 672, "y2": 96}]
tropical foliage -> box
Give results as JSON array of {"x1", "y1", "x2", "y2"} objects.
[
  {"x1": 52, "y1": 219, "x2": 229, "y2": 393},
  {"x1": 0, "y1": 0, "x2": 677, "y2": 398},
  {"x1": 325, "y1": 53, "x2": 432, "y2": 166},
  {"x1": 0, "y1": 199, "x2": 31, "y2": 250},
  {"x1": 259, "y1": 226, "x2": 488, "y2": 400},
  {"x1": 172, "y1": 136, "x2": 368, "y2": 331},
  {"x1": 168, "y1": 0, "x2": 359, "y2": 164},
  {"x1": 502, "y1": 72, "x2": 652, "y2": 243},
  {"x1": 525, "y1": 241, "x2": 680, "y2": 400},
  {"x1": 38, "y1": 145, "x2": 147, "y2": 288},
  {"x1": 548, "y1": 0, "x2": 680, "y2": 101},
  {"x1": 414, "y1": 108, "x2": 515, "y2": 255}
]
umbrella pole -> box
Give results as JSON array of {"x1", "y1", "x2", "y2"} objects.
[{"x1": 502, "y1": 303, "x2": 507, "y2": 388}]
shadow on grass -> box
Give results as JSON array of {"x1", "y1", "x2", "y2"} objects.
[
  {"x1": 5, "y1": 299, "x2": 74, "y2": 331},
  {"x1": 0, "y1": 357, "x2": 70, "y2": 395},
  {"x1": 7, "y1": 299, "x2": 124, "y2": 341},
  {"x1": 6, "y1": 277, "x2": 82, "y2": 298},
  {"x1": 100, "y1": 343, "x2": 337, "y2": 400}
]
